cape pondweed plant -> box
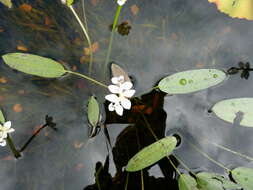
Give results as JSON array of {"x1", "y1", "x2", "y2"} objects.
[{"x1": 2, "y1": 0, "x2": 253, "y2": 189}]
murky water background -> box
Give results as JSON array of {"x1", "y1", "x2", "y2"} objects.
[{"x1": 1, "y1": 0, "x2": 253, "y2": 189}]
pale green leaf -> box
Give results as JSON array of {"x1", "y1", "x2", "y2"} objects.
[
  {"x1": 212, "y1": 98, "x2": 253, "y2": 127},
  {"x1": 178, "y1": 174, "x2": 199, "y2": 190},
  {"x1": 67, "y1": 0, "x2": 74, "y2": 6},
  {"x1": 2, "y1": 53, "x2": 66, "y2": 78},
  {"x1": 0, "y1": 0, "x2": 12, "y2": 8},
  {"x1": 158, "y1": 69, "x2": 226, "y2": 94},
  {"x1": 196, "y1": 172, "x2": 223, "y2": 190},
  {"x1": 232, "y1": 167, "x2": 253, "y2": 190},
  {"x1": 196, "y1": 172, "x2": 240, "y2": 190},
  {"x1": 126, "y1": 136, "x2": 177, "y2": 172},
  {"x1": 87, "y1": 96, "x2": 100, "y2": 128},
  {"x1": 0, "y1": 108, "x2": 5, "y2": 124}
]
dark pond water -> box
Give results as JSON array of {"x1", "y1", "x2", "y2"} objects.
[{"x1": 1, "y1": 0, "x2": 253, "y2": 189}]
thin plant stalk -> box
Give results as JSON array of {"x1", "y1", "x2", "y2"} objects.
[
  {"x1": 65, "y1": 70, "x2": 107, "y2": 88},
  {"x1": 202, "y1": 138, "x2": 253, "y2": 162},
  {"x1": 140, "y1": 170, "x2": 144, "y2": 190},
  {"x1": 124, "y1": 172, "x2": 129, "y2": 190},
  {"x1": 104, "y1": 5, "x2": 123, "y2": 74},
  {"x1": 81, "y1": 0, "x2": 89, "y2": 31},
  {"x1": 69, "y1": 5, "x2": 93, "y2": 75},
  {"x1": 6, "y1": 135, "x2": 21, "y2": 158}
]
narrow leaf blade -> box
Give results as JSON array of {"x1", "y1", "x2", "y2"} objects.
[
  {"x1": 158, "y1": 69, "x2": 226, "y2": 94},
  {"x1": 2, "y1": 53, "x2": 66, "y2": 78},
  {"x1": 0, "y1": 108, "x2": 5, "y2": 124},
  {"x1": 126, "y1": 136, "x2": 177, "y2": 172}
]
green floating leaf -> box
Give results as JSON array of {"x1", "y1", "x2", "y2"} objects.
[
  {"x1": 178, "y1": 174, "x2": 199, "y2": 190},
  {"x1": 126, "y1": 136, "x2": 177, "y2": 172},
  {"x1": 158, "y1": 69, "x2": 226, "y2": 94},
  {"x1": 196, "y1": 172, "x2": 224, "y2": 190},
  {"x1": 0, "y1": 108, "x2": 5, "y2": 124},
  {"x1": 232, "y1": 167, "x2": 253, "y2": 190},
  {"x1": 2, "y1": 53, "x2": 66, "y2": 78},
  {"x1": 196, "y1": 172, "x2": 240, "y2": 190},
  {"x1": 212, "y1": 98, "x2": 253, "y2": 127},
  {"x1": 87, "y1": 95, "x2": 100, "y2": 128},
  {"x1": 0, "y1": 0, "x2": 12, "y2": 8}
]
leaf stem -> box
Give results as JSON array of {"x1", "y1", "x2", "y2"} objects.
[
  {"x1": 104, "y1": 5, "x2": 122, "y2": 74},
  {"x1": 65, "y1": 70, "x2": 107, "y2": 88},
  {"x1": 6, "y1": 135, "x2": 21, "y2": 158},
  {"x1": 69, "y1": 5, "x2": 93, "y2": 75}
]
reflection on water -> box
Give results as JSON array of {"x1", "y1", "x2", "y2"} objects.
[{"x1": 1, "y1": 0, "x2": 253, "y2": 189}]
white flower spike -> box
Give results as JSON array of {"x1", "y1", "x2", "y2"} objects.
[
  {"x1": 0, "y1": 121, "x2": 15, "y2": 147},
  {"x1": 117, "y1": 0, "x2": 127, "y2": 6},
  {"x1": 105, "y1": 76, "x2": 135, "y2": 116}
]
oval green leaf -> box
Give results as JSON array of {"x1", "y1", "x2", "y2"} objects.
[
  {"x1": 126, "y1": 136, "x2": 177, "y2": 172},
  {"x1": 196, "y1": 172, "x2": 224, "y2": 190},
  {"x1": 178, "y1": 174, "x2": 199, "y2": 190},
  {"x1": 158, "y1": 69, "x2": 226, "y2": 94},
  {"x1": 232, "y1": 167, "x2": 253, "y2": 190},
  {"x1": 87, "y1": 95, "x2": 100, "y2": 128},
  {"x1": 0, "y1": 108, "x2": 5, "y2": 124},
  {"x1": 212, "y1": 98, "x2": 253, "y2": 127},
  {"x1": 0, "y1": 0, "x2": 12, "y2": 8},
  {"x1": 2, "y1": 53, "x2": 66, "y2": 78}
]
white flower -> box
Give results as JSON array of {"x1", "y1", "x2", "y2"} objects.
[
  {"x1": 105, "y1": 76, "x2": 135, "y2": 116},
  {"x1": 0, "y1": 121, "x2": 15, "y2": 147},
  {"x1": 117, "y1": 0, "x2": 127, "y2": 6}
]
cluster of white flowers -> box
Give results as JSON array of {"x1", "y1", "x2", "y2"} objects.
[
  {"x1": 117, "y1": 0, "x2": 127, "y2": 6},
  {"x1": 0, "y1": 121, "x2": 15, "y2": 146},
  {"x1": 105, "y1": 76, "x2": 135, "y2": 116}
]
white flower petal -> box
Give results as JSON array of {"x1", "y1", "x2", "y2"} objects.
[
  {"x1": 115, "y1": 104, "x2": 123, "y2": 116},
  {"x1": 117, "y1": 0, "x2": 127, "y2": 6},
  {"x1": 7, "y1": 128, "x2": 15, "y2": 133},
  {"x1": 120, "y1": 98, "x2": 131, "y2": 110},
  {"x1": 108, "y1": 103, "x2": 115, "y2": 111},
  {"x1": 0, "y1": 139, "x2": 6, "y2": 146},
  {"x1": 0, "y1": 132, "x2": 7, "y2": 139},
  {"x1": 121, "y1": 82, "x2": 133, "y2": 90},
  {"x1": 111, "y1": 76, "x2": 124, "y2": 85},
  {"x1": 108, "y1": 85, "x2": 121, "y2": 94},
  {"x1": 3, "y1": 121, "x2": 11, "y2": 129},
  {"x1": 105, "y1": 94, "x2": 120, "y2": 103},
  {"x1": 123, "y1": 89, "x2": 135, "y2": 98}
]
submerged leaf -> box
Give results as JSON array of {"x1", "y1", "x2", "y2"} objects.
[
  {"x1": 0, "y1": 108, "x2": 5, "y2": 124},
  {"x1": 0, "y1": 0, "x2": 12, "y2": 8},
  {"x1": 111, "y1": 63, "x2": 131, "y2": 82},
  {"x1": 212, "y1": 98, "x2": 253, "y2": 127},
  {"x1": 208, "y1": 0, "x2": 253, "y2": 20},
  {"x1": 87, "y1": 96, "x2": 100, "y2": 128},
  {"x1": 158, "y1": 69, "x2": 226, "y2": 94},
  {"x1": 126, "y1": 136, "x2": 177, "y2": 172},
  {"x1": 178, "y1": 174, "x2": 199, "y2": 190},
  {"x1": 2, "y1": 53, "x2": 66, "y2": 78},
  {"x1": 231, "y1": 167, "x2": 253, "y2": 190}
]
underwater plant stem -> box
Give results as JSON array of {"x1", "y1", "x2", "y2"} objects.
[
  {"x1": 95, "y1": 165, "x2": 102, "y2": 190},
  {"x1": 140, "y1": 113, "x2": 158, "y2": 141},
  {"x1": 137, "y1": 86, "x2": 159, "y2": 97},
  {"x1": 140, "y1": 170, "x2": 145, "y2": 190},
  {"x1": 187, "y1": 141, "x2": 230, "y2": 172},
  {"x1": 206, "y1": 140, "x2": 253, "y2": 162},
  {"x1": 166, "y1": 156, "x2": 181, "y2": 176},
  {"x1": 6, "y1": 135, "x2": 21, "y2": 158},
  {"x1": 65, "y1": 70, "x2": 107, "y2": 88},
  {"x1": 104, "y1": 5, "x2": 122, "y2": 74},
  {"x1": 173, "y1": 154, "x2": 191, "y2": 173},
  {"x1": 124, "y1": 172, "x2": 129, "y2": 190},
  {"x1": 19, "y1": 124, "x2": 47, "y2": 152},
  {"x1": 81, "y1": 0, "x2": 88, "y2": 32},
  {"x1": 69, "y1": 5, "x2": 93, "y2": 75}
]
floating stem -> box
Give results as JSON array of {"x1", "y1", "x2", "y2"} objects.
[
  {"x1": 65, "y1": 70, "x2": 107, "y2": 88},
  {"x1": 6, "y1": 135, "x2": 21, "y2": 158},
  {"x1": 69, "y1": 5, "x2": 93, "y2": 75}
]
